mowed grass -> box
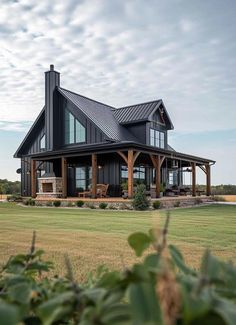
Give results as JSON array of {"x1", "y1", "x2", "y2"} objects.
[{"x1": 0, "y1": 203, "x2": 236, "y2": 280}]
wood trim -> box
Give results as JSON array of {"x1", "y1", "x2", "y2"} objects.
[
  {"x1": 160, "y1": 155, "x2": 165, "y2": 167},
  {"x1": 206, "y1": 164, "x2": 211, "y2": 196},
  {"x1": 133, "y1": 151, "x2": 141, "y2": 165},
  {"x1": 191, "y1": 162, "x2": 196, "y2": 197},
  {"x1": 128, "y1": 150, "x2": 134, "y2": 198},
  {"x1": 61, "y1": 157, "x2": 67, "y2": 198},
  {"x1": 199, "y1": 165, "x2": 206, "y2": 174},
  {"x1": 117, "y1": 151, "x2": 128, "y2": 164},
  {"x1": 149, "y1": 154, "x2": 164, "y2": 198},
  {"x1": 31, "y1": 159, "x2": 36, "y2": 198},
  {"x1": 92, "y1": 154, "x2": 97, "y2": 198}
]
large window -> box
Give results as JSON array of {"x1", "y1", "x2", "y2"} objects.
[
  {"x1": 121, "y1": 166, "x2": 145, "y2": 184},
  {"x1": 40, "y1": 134, "x2": 45, "y2": 150},
  {"x1": 150, "y1": 128, "x2": 165, "y2": 148},
  {"x1": 65, "y1": 109, "x2": 85, "y2": 144},
  {"x1": 75, "y1": 166, "x2": 91, "y2": 191}
]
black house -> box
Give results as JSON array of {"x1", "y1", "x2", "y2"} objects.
[{"x1": 14, "y1": 65, "x2": 215, "y2": 199}]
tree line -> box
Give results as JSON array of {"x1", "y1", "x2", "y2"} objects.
[{"x1": 0, "y1": 179, "x2": 20, "y2": 195}]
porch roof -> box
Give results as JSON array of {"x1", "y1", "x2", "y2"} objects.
[{"x1": 26, "y1": 141, "x2": 215, "y2": 165}]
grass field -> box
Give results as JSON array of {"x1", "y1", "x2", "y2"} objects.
[{"x1": 0, "y1": 203, "x2": 236, "y2": 280}]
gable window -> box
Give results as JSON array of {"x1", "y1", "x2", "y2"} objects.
[
  {"x1": 65, "y1": 109, "x2": 85, "y2": 144},
  {"x1": 40, "y1": 134, "x2": 45, "y2": 150},
  {"x1": 150, "y1": 128, "x2": 165, "y2": 149}
]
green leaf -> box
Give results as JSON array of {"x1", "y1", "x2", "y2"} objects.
[
  {"x1": 129, "y1": 282, "x2": 163, "y2": 324},
  {"x1": 214, "y1": 297, "x2": 236, "y2": 325},
  {"x1": 8, "y1": 282, "x2": 31, "y2": 304},
  {"x1": 128, "y1": 232, "x2": 151, "y2": 257},
  {"x1": 37, "y1": 291, "x2": 75, "y2": 325},
  {"x1": 0, "y1": 302, "x2": 19, "y2": 325},
  {"x1": 169, "y1": 244, "x2": 195, "y2": 275}
]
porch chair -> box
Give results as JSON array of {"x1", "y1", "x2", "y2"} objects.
[{"x1": 97, "y1": 184, "x2": 109, "y2": 198}]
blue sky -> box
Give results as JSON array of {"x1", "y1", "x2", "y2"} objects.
[{"x1": 0, "y1": 0, "x2": 236, "y2": 184}]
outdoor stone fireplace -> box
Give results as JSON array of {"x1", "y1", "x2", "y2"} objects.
[{"x1": 37, "y1": 173, "x2": 63, "y2": 198}]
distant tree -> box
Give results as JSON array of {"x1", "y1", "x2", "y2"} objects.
[{"x1": 0, "y1": 179, "x2": 21, "y2": 195}]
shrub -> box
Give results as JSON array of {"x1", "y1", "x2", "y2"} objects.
[
  {"x1": 174, "y1": 200, "x2": 181, "y2": 208},
  {"x1": 152, "y1": 200, "x2": 162, "y2": 209},
  {"x1": 86, "y1": 203, "x2": 96, "y2": 209},
  {"x1": 99, "y1": 202, "x2": 108, "y2": 209},
  {"x1": 195, "y1": 197, "x2": 203, "y2": 205},
  {"x1": 76, "y1": 200, "x2": 84, "y2": 207},
  {"x1": 46, "y1": 201, "x2": 52, "y2": 207},
  {"x1": 132, "y1": 184, "x2": 150, "y2": 210},
  {"x1": 1, "y1": 214, "x2": 236, "y2": 325},
  {"x1": 24, "y1": 198, "x2": 35, "y2": 206},
  {"x1": 7, "y1": 195, "x2": 23, "y2": 202},
  {"x1": 53, "y1": 200, "x2": 61, "y2": 207}
]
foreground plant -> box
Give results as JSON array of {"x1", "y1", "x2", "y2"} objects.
[{"x1": 0, "y1": 214, "x2": 236, "y2": 324}]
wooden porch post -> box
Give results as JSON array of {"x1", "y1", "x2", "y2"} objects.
[
  {"x1": 150, "y1": 154, "x2": 165, "y2": 198},
  {"x1": 206, "y1": 164, "x2": 211, "y2": 196},
  {"x1": 92, "y1": 154, "x2": 97, "y2": 198},
  {"x1": 191, "y1": 162, "x2": 196, "y2": 197},
  {"x1": 31, "y1": 159, "x2": 36, "y2": 198},
  {"x1": 128, "y1": 150, "x2": 134, "y2": 199},
  {"x1": 156, "y1": 155, "x2": 161, "y2": 198},
  {"x1": 61, "y1": 157, "x2": 67, "y2": 198}
]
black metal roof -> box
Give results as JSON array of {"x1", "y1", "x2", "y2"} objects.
[
  {"x1": 113, "y1": 100, "x2": 161, "y2": 124},
  {"x1": 58, "y1": 87, "x2": 138, "y2": 142},
  {"x1": 14, "y1": 107, "x2": 45, "y2": 158}
]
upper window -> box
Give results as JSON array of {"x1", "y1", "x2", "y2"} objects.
[
  {"x1": 150, "y1": 128, "x2": 165, "y2": 148},
  {"x1": 65, "y1": 109, "x2": 85, "y2": 144},
  {"x1": 40, "y1": 134, "x2": 45, "y2": 150}
]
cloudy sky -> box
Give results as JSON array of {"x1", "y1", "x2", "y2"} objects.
[{"x1": 0, "y1": 0, "x2": 236, "y2": 184}]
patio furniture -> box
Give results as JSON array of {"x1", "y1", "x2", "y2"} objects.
[{"x1": 78, "y1": 184, "x2": 109, "y2": 198}]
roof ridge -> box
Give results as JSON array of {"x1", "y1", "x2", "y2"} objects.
[
  {"x1": 58, "y1": 87, "x2": 115, "y2": 110},
  {"x1": 113, "y1": 99, "x2": 162, "y2": 111}
]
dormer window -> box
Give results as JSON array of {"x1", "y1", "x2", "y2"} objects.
[
  {"x1": 150, "y1": 128, "x2": 165, "y2": 148},
  {"x1": 65, "y1": 109, "x2": 85, "y2": 144},
  {"x1": 40, "y1": 134, "x2": 45, "y2": 150}
]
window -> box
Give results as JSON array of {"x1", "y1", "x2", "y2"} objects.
[
  {"x1": 40, "y1": 134, "x2": 45, "y2": 150},
  {"x1": 75, "y1": 166, "x2": 91, "y2": 191},
  {"x1": 121, "y1": 166, "x2": 145, "y2": 182},
  {"x1": 65, "y1": 109, "x2": 85, "y2": 144},
  {"x1": 150, "y1": 128, "x2": 165, "y2": 148}
]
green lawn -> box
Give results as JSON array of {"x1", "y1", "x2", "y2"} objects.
[{"x1": 0, "y1": 202, "x2": 236, "y2": 280}]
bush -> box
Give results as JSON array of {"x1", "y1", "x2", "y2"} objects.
[
  {"x1": 7, "y1": 195, "x2": 23, "y2": 202},
  {"x1": 24, "y1": 198, "x2": 35, "y2": 206},
  {"x1": 152, "y1": 200, "x2": 162, "y2": 209},
  {"x1": 46, "y1": 201, "x2": 52, "y2": 207},
  {"x1": 86, "y1": 203, "x2": 96, "y2": 209},
  {"x1": 174, "y1": 200, "x2": 181, "y2": 208},
  {"x1": 76, "y1": 200, "x2": 84, "y2": 207},
  {"x1": 99, "y1": 202, "x2": 108, "y2": 209},
  {"x1": 53, "y1": 200, "x2": 61, "y2": 207},
  {"x1": 132, "y1": 184, "x2": 150, "y2": 210},
  {"x1": 195, "y1": 197, "x2": 203, "y2": 205},
  {"x1": 1, "y1": 214, "x2": 236, "y2": 325}
]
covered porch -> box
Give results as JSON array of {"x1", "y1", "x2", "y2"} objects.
[{"x1": 28, "y1": 142, "x2": 214, "y2": 200}]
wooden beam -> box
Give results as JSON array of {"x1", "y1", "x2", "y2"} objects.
[
  {"x1": 206, "y1": 164, "x2": 211, "y2": 196},
  {"x1": 191, "y1": 162, "x2": 196, "y2": 197},
  {"x1": 92, "y1": 154, "x2": 97, "y2": 198},
  {"x1": 117, "y1": 151, "x2": 128, "y2": 164},
  {"x1": 128, "y1": 150, "x2": 134, "y2": 198},
  {"x1": 149, "y1": 154, "x2": 162, "y2": 198},
  {"x1": 31, "y1": 159, "x2": 36, "y2": 198},
  {"x1": 61, "y1": 157, "x2": 67, "y2": 198},
  {"x1": 133, "y1": 151, "x2": 141, "y2": 165},
  {"x1": 199, "y1": 165, "x2": 206, "y2": 174}
]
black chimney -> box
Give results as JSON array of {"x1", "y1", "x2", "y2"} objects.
[{"x1": 45, "y1": 64, "x2": 60, "y2": 150}]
